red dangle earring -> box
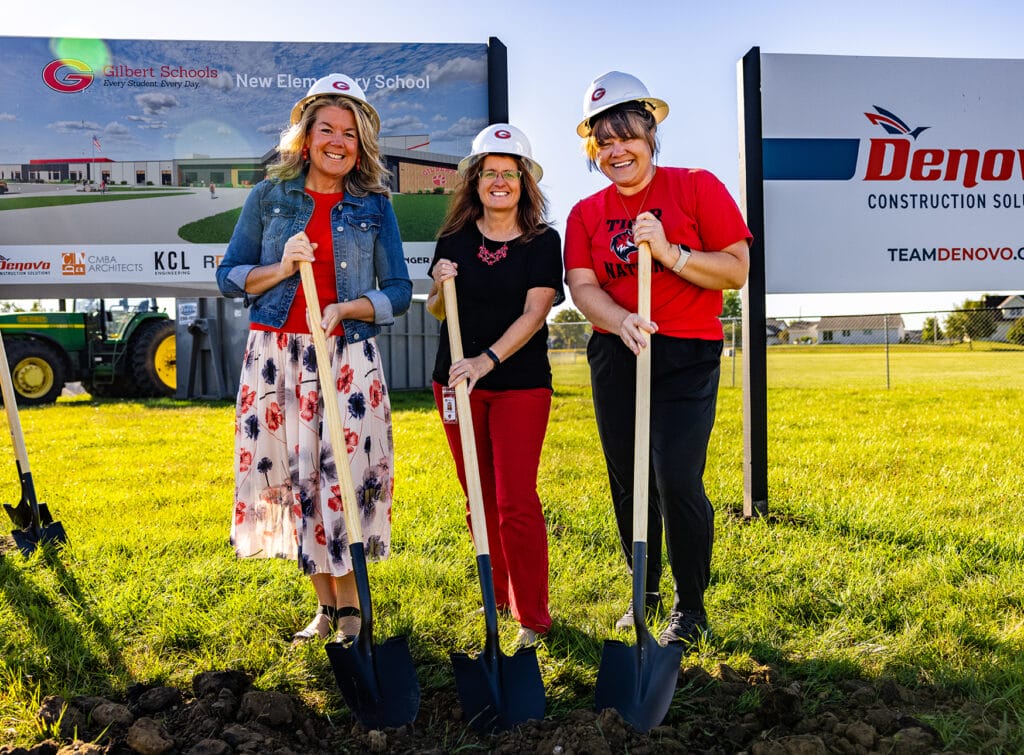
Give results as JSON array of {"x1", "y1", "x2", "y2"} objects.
[
  {"x1": 356, "y1": 155, "x2": 362, "y2": 171},
  {"x1": 301, "y1": 146, "x2": 309, "y2": 161}
]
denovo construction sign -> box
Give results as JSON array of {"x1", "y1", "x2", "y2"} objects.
[
  {"x1": 0, "y1": 36, "x2": 494, "y2": 297},
  {"x1": 760, "y1": 53, "x2": 1024, "y2": 294}
]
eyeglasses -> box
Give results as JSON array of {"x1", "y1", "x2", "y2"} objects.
[{"x1": 479, "y1": 169, "x2": 522, "y2": 181}]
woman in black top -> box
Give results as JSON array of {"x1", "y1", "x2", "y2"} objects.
[{"x1": 427, "y1": 123, "x2": 563, "y2": 649}]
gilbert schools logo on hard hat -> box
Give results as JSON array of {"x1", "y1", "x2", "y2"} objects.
[
  {"x1": 591, "y1": 87, "x2": 606, "y2": 102},
  {"x1": 42, "y1": 59, "x2": 94, "y2": 93},
  {"x1": 332, "y1": 80, "x2": 350, "y2": 91},
  {"x1": 494, "y1": 129, "x2": 511, "y2": 139}
]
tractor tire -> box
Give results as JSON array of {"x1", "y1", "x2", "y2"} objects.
[
  {"x1": 130, "y1": 319, "x2": 177, "y2": 397},
  {"x1": 3, "y1": 340, "x2": 67, "y2": 406}
]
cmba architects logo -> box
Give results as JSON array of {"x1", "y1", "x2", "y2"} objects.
[
  {"x1": 42, "y1": 59, "x2": 94, "y2": 93},
  {"x1": 61, "y1": 252, "x2": 86, "y2": 276}
]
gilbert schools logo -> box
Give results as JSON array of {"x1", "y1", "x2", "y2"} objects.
[
  {"x1": 764, "y1": 105, "x2": 1024, "y2": 187},
  {"x1": 62, "y1": 252, "x2": 87, "y2": 276},
  {"x1": 43, "y1": 59, "x2": 95, "y2": 93}
]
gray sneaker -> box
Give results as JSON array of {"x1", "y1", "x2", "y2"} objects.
[
  {"x1": 659, "y1": 609, "x2": 710, "y2": 648},
  {"x1": 614, "y1": 592, "x2": 664, "y2": 630}
]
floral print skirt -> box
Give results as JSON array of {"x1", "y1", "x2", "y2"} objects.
[{"x1": 230, "y1": 329, "x2": 393, "y2": 576}]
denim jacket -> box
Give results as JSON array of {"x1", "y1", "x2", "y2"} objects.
[{"x1": 216, "y1": 172, "x2": 412, "y2": 344}]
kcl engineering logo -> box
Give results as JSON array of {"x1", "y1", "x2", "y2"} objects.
[
  {"x1": 43, "y1": 59, "x2": 95, "y2": 93},
  {"x1": 763, "y1": 104, "x2": 1024, "y2": 188}
]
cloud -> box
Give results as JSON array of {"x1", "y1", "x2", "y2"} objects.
[
  {"x1": 102, "y1": 122, "x2": 131, "y2": 137},
  {"x1": 0, "y1": 113, "x2": 16, "y2": 122},
  {"x1": 216, "y1": 125, "x2": 233, "y2": 135},
  {"x1": 432, "y1": 116, "x2": 488, "y2": 141},
  {"x1": 135, "y1": 93, "x2": 180, "y2": 116},
  {"x1": 381, "y1": 114, "x2": 426, "y2": 133},
  {"x1": 422, "y1": 56, "x2": 487, "y2": 85},
  {"x1": 48, "y1": 120, "x2": 103, "y2": 133},
  {"x1": 257, "y1": 123, "x2": 285, "y2": 135}
]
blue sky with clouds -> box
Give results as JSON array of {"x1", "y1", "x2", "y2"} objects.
[
  {"x1": 7, "y1": 0, "x2": 1024, "y2": 318},
  {"x1": 1, "y1": 38, "x2": 489, "y2": 162}
]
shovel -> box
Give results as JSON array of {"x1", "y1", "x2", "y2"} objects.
[
  {"x1": 593, "y1": 241, "x2": 683, "y2": 732},
  {"x1": 442, "y1": 277, "x2": 545, "y2": 732},
  {"x1": 0, "y1": 333, "x2": 68, "y2": 556},
  {"x1": 298, "y1": 261, "x2": 419, "y2": 730}
]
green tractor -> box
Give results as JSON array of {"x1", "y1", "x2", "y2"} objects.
[{"x1": 0, "y1": 298, "x2": 176, "y2": 405}]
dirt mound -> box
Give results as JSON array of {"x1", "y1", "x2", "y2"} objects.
[{"x1": 3, "y1": 663, "x2": 1001, "y2": 754}]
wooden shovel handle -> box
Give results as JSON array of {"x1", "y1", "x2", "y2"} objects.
[
  {"x1": 632, "y1": 242, "x2": 652, "y2": 544},
  {"x1": 441, "y1": 277, "x2": 490, "y2": 557},
  {"x1": 0, "y1": 333, "x2": 31, "y2": 473},
  {"x1": 298, "y1": 261, "x2": 363, "y2": 543}
]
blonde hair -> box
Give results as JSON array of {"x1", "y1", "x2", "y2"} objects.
[
  {"x1": 437, "y1": 154, "x2": 550, "y2": 243},
  {"x1": 583, "y1": 104, "x2": 659, "y2": 171},
  {"x1": 267, "y1": 96, "x2": 391, "y2": 197}
]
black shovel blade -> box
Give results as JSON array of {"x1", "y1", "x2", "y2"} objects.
[
  {"x1": 326, "y1": 632, "x2": 420, "y2": 730},
  {"x1": 452, "y1": 644, "x2": 545, "y2": 732},
  {"x1": 11, "y1": 519, "x2": 68, "y2": 557},
  {"x1": 594, "y1": 629, "x2": 683, "y2": 732},
  {"x1": 452, "y1": 554, "x2": 545, "y2": 732},
  {"x1": 595, "y1": 541, "x2": 682, "y2": 732},
  {"x1": 4, "y1": 501, "x2": 32, "y2": 530},
  {"x1": 325, "y1": 542, "x2": 419, "y2": 729}
]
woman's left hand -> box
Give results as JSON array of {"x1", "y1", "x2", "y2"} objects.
[
  {"x1": 448, "y1": 354, "x2": 493, "y2": 394},
  {"x1": 320, "y1": 302, "x2": 348, "y2": 334},
  {"x1": 632, "y1": 211, "x2": 675, "y2": 268}
]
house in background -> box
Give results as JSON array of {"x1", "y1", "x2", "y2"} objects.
[
  {"x1": 817, "y1": 314, "x2": 905, "y2": 345},
  {"x1": 766, "y1": 318, "x2": 787, "y2": 345},
  {"x1": 785, "y1": 320, "x2": 818, "y2": 345},
  {"x1": 982, "y1": 294, "x2": 1024, "y2": 341}
]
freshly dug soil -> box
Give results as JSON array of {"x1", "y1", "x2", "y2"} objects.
[{"x1": 2, "y1": 662, "x2": 1000, "y2": 754}]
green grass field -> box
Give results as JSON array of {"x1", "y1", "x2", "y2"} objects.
[
  {"x1": 175, "y1": 192, "x2": 448, "y2": 243},
  {"x1": 0, "y1": 192, "x2": 192, "y2": 211},
  {"x1": 0, "y1": 349, "x2": 1021, "y2": 750}
]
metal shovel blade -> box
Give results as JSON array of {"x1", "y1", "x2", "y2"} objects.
[
  {"x1": 451, "y1": 554, "x2": 545, "y2": 732},
  {"x1": 11, "y1": 518, "x2": 68, "y2": 557},
  {"x1": 594, "y1": 545, "x2": 683, "y2": 733},
  {"x1": 324, "y1": 543, "x2": 420, "y2": 729}
]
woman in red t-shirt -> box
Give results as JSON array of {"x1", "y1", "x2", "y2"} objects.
[{"x1": 564, "y1": 71, "x2": 751, "y2": 648}]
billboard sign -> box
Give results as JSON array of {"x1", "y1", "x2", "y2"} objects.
[
  {"x1": 0, "y1": 36, "x2": 494, "y2": 297},
  {"x1": 760, "y1": 53, "x2": 1024, "y2": 293}
]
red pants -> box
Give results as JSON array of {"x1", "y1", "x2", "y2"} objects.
[{"x1": 433, "y1": 382, "x2": 552, "y2": 633}]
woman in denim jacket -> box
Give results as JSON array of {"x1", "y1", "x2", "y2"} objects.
[{"x1": 217, "y1": 74, "x2": 411, "y2": 644}]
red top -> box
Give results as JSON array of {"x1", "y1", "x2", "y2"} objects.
[
  {"x1": 252, "y1": 190, "x2": 344, "y2": 336},
  {"x1": 564, "y1": 167, "x2": 751, "y2": 340}
]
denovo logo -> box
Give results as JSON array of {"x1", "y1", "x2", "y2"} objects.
[{"x1": 765, "y1": 105, "x2": 1024, "y2": 188}]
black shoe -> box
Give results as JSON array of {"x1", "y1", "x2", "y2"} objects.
[
  {"x1": 614, "y1": 592, "x2": 663, "y2": 630},
  {"x1": 659, "y1": 609, "x2": 710, "y2": 648}
]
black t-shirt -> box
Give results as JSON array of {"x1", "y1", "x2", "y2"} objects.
[{"x1": 429, "y1": 224, "x2": 564, "y2": 391}]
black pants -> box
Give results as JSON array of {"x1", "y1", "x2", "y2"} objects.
[{"x1": 588, "y1": 332, "x2": 720, "y2": 614}]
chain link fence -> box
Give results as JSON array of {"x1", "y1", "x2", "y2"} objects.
[{"x1": 547, "y1": 303, "x2": 1024, "y2": 389}]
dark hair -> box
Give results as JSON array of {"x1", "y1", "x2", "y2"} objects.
[
  {"x1": 583, "y1": 103, "x2": 659, "y2": 170},
  {"x1": 437, "y1": 154, "x2": 550, "y2": 242}
]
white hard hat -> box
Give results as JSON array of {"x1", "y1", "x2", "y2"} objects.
[
  {"x1": 457, "y1": 123, "x2": 543, "y2": 181},
  {"x1": 577, "y1": 71, "x2": 669, "y2": 137},
  {"x1": 289, "y1": 73, "x2": 380, "y2": 132}
]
